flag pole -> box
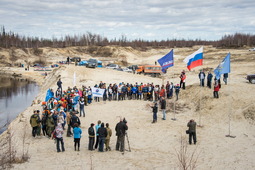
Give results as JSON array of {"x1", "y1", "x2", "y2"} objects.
[
  {"x1": 171, "y1": 67, "x2": 176, "y2": 121},
  {"x1": 225, "y1": 74, "x2": 236, "y2": 138},
  {"x1": 198, "y1": 71, "x2": 203, "y2": 127}
]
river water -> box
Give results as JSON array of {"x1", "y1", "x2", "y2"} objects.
[{"x1": 0, "y1": 76, "x2": 39, "y2": 134}]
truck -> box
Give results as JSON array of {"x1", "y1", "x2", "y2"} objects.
[{"x1": 136, "y1": 65, "x2": 162, "y2": 77}]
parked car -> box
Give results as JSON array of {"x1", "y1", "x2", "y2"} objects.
[
  {"x1": 97, "y1": 60, "x2": 103, "y2": 68},
  {"x1": 248, "y1": 48, "x2": 255, "y2": 51},
  {"x1": 86, "y1": 58, "x2": 98, "y2": 68},
  {"x1": 105, "y1": 63, "x2": 120, "y2": 69},
  {"x1": 78, "y1": 60, "x2": 88, "y2": 66},
  {"x1": 70, "y1": 57, "x2": 81, "y2": 62},
  {"x1": 122, "y1": 67, "x2": 133, "y2": 73},
  {"x1": 246, "y1": 74, "x2": 255, "y2": 84}
]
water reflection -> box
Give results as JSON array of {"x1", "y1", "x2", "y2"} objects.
[{"x1": 0, "y1": 76, "x2": 39, "y2": 134}]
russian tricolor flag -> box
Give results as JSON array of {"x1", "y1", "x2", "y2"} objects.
[{"x1": 183, "y1": 47, "x2": 203, "y2": 71}]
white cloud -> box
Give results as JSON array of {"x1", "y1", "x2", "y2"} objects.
[{"x1": 0, "y1": 0, "x2": 254, "y2": 40}]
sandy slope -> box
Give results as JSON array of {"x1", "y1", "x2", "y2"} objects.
[{"x1": 0, "y1": 46, "x2": 255, "y2": 170}]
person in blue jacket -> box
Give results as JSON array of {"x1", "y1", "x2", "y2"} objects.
[{"x1": 73, "y1": 123, "x2": 82, "y2": 151}]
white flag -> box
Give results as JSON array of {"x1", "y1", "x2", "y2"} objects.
[{"x1": 92, "y1": 87, "x2": 105, "y2": 97}]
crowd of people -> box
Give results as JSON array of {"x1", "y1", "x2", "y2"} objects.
[{"x1": 29, "y1": 69, "x2": 227, "y2": 152}]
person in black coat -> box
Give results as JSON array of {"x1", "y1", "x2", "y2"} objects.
[
  {"x1": 152, "y1": 102, "x2": 158, "y2": 123},
  {"x1": 97, "y1": 123, "x2": 108, "y2": 152},
  {"x1": 207, "y1": 71, "x2": 213, "y2": 89},
  {"x1": 115, "y1": 118, "x2": 128, "y2": 152},
  {"x1": 57, "y1": 78, "x2": 63, "y2": 94},
  {"x1": 88, "y1": 123, "x2": 95, "y2": 151},
  {"x1": 70, "y1": 112, "x2": 81, "y2": 128}
]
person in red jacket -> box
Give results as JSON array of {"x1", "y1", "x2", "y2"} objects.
[
  {"x1": 213, "y1": 80, "x2": 221, "y2": 98},
  {"x1": 180, "y1": 70, "x2": 186, "y2": 89}
]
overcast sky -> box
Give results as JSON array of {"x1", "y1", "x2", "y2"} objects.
[{"x1": 0, "y1": 0, "x2": 254, "y2": 41}]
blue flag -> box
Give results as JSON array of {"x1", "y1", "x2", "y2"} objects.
[
  {"x1": 157, "y1": 49, "x2": 174, "y2": 73},
  {"x1": 45, "y1": 89, "x2": 54, "y2": 102},
  {"x1": 214, "y1": 53, "x2": 231, "y2": 80}
]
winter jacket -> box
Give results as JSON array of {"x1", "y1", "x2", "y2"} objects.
[
  {"x1": 30, "y1": 114, "x2": 39, "y2": 127},
  {"x1": 95, "y1": 124, "x2": 101, "y2": 136},
  {"x1": 214, "y1": 84, "x2": 220, "y2": 91},
  {"x1": 73, "y1": 127, "x2": 82, "y2": 139},
  {"x1": 207, "y1": 73, "x2": 213, "y2": 81},
  {"x1": 46, "y1": 115, "x2": 55, "y2": 128},
  {"x1": 187, "y1": 121, "x2": 197, "y2": 133},
  {"x1": 88, "y1": 127, "x2": 95, "y2": 137},
  {"x1": 152, "y1": 104, "x2": 158, "y2": 113},
  {"x1": 98, "y1": 125, "x2": 108, "y2": 138},
  {"x1": 70, "y1": 115, "x2": 81, "y2": 127},
  {"x1": 115, "y1": 121, "x2": 128, "y2": 137},
  {"x1": 55, "y1": 124, "x2": 64, "y2": 138},
  {"x1": 106, "y1": 127, "x2": 112, "y2": 140},
  {"x1": 142, "y1": 86, "x2": 148, "y2": 93}
]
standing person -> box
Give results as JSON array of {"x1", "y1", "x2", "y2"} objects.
[
  {"x1": 73, "y1": 123, "x2": 82, "y2": 151},
  {"x1": 57, "y1": 78, "x2": 63, "y2": 94},
  {"x1": 213, "y1": 79, "x2": 220, "y2": 98},
  {"x1": 66, "y1": 111, "x2": 73, "y2": 137},
  {"x1": 198, "y1": 70, "x2": 206, "y2": 87},
  {"x1": 67, "y1": 56, "x2": 70, "y2": 65},
  {"x1": 105, "y1": 123, "x2": 112, "y2": 151},
  {"x1": 154, "y1": 85, "x2": 159, "y2": 101},
  {"x1": 79, "y1": 98, "x2": 85, "y2": 117},
  {"x1": 175, "y1": 84, "x2": 180, "y2": 101},
  {"x1": 41, "y1": 113, "x2": 47, "y2": 136},
  {"x1": 70, "y1": 112, "x2": 81, "y2": 127},
  {"x1": 46, "y1": 111, "x2": 55, "y2": 138},
  {"x1": 115, "y1": 118, "x2": 128, "y2": 152},
  {"x1": 169, "y1": 82, "x2": 174, "y2": 99},
  {"x1": 88, "y1": 123, "x2": 95, "y2": 151},
  {"x1": 108, "y1": 84, "x2": 113, "y2": 101},
  {"x1": 223, "y1": 73, "x2": 228, "y2": 85},
  {"x1": 30, "y1": 110, "x2": 40, "y2": 137},
  {"x1": 132, "y1": 65, "x2": 136, "y2": 74},
  {"x1": 55, "y1": 123, "x2": 65, "y2": 152},
  {"x1": 187, "y1": 119, "x2": 197, "y2": 145},
  {"x1": 151, "y1": 102, "x2": 158, "y2": 123},
  {"x1": 207, "y1": 71, "x2": 213, "y2": 89},
  {"x1": 159, "y1": 85, "x2": 165, "y2": 100},
  {"x1": 98, "y1": 123, "x2": 108, "y2": 152},
  {"x1": 94, "y1": 120, "x2": 101, "y2": 149},
  {"x1": 87, "y1": 88, "x2": 92, "y2": 104},
  {"x1": 142, "y1": 84, "x2": 148, "y2": 101},
  {"x1": 161, "y1": 97, "x2": 166, "y2": 120},
  {"x1": 36, "y1": 110, "x2": 42, "y2": 137},
  {"x1": 166, "y1": 81, "x2": 170, "y2": 99},
  {"x1": 180, "y1": 71, "x2": 186, "y2": 90}
]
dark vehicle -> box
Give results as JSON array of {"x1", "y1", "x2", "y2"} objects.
[
  {"x1": 70, "y1": 57, "x2": 81, "y2": 62},
  {"x1": 86, "y1": 58, "x2": 98, "y2": 68},
  {"x1": 246, "y1": 74, "x2": 255, "y2": 84}
]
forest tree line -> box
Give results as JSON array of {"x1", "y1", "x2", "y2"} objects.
[{"x1": 0, "y1": 26, "x2": 255, "y2": 49}]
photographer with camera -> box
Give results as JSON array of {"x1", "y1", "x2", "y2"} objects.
[{"x1": 115, "y1": 117, "x2": 128, "y2": 152}]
